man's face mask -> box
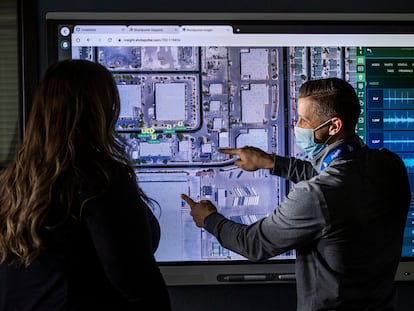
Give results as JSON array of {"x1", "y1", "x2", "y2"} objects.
[{"x1": 294, "y1": 119, "x2": 333, "y2": 158}]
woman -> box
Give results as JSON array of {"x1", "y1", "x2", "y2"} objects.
[{"x1": 0, "y1": 59, "x2": 172, "y2": 310}]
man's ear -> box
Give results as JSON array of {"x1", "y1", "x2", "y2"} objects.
[{"x1": 329, "y1": 117, "x2": 342, "y2": 135}]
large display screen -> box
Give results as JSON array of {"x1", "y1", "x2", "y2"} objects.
[{"x1": 46, "y1": 13, "x2": 414, "y2": 284}]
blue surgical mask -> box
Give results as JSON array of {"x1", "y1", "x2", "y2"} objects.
[{"x1": 294, "y1": 119, "x2": 332, "y2": 158}]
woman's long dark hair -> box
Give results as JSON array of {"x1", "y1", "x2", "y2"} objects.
[{"x1": 0, "y1": 59, "x2": 153, "y2": 266}]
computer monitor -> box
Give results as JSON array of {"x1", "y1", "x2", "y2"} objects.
[{"x1": 43, "y1": 12, "x2": 414, "y2": 285}]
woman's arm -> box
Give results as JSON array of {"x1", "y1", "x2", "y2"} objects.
[{"x1": 82, "y1": 170, "x2": 171, "y2": 309}]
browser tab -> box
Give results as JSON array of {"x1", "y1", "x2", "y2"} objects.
[
  {"x1": 73, "y1": 25, "x2": 128, "y2": 33},
  {"x1": 126, "y1": 26, "x2": 180, "y2": 33},
  {"x1": 179, "y1": 25, "x2": 233, "y2": 34}
]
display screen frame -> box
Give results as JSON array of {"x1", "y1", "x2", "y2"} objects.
[{"x1": 43, "y1": 12, "x2": 414, "y2": 285}]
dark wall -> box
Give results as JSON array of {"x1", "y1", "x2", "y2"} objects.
[
  {"x1": 36, "y1": 0, "x2": 414, "y2": 13},
  {"x1": 27, "y1": 1, "x2": 414, "y2": 310}
]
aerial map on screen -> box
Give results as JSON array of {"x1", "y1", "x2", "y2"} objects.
[{"x1": 55, "y1": 24, "x2": 414, "y2": 262}]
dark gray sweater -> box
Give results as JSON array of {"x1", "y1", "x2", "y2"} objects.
[{"x1": 204, "y1": 136, "x2": 410, "y2": 310}]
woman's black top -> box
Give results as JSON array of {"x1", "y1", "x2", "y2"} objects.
[{"x1": 0, "y1": 161, "x2": 172, "y2": 311}]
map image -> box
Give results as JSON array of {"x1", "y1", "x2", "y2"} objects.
[{"x1": 73, "y1": 44, "x2": 414, "y2": 262}]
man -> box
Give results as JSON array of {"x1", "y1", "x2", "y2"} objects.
[{"x1": 181, "y1": 77, "x2": 411, "y2": 310}]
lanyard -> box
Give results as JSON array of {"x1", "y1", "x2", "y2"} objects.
[{"x1": 320, "y1": 142, "x2": 361, "y2": 171}]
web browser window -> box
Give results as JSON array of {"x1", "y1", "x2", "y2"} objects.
[{"x1": 45, "y1": 15, "x2": 414, "y2": 284}]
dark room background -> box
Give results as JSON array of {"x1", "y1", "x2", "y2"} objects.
[{"x1": 7, "y1": 0, "x2": 414, "y2": 310}]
